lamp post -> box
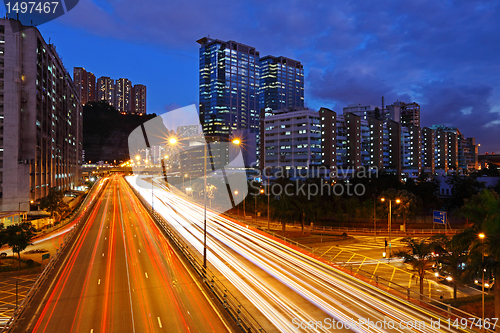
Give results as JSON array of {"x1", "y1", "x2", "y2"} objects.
[
  {"x1": 380, "y1": 197, "x2": 400, "y2": 260},
  {"x1": 234, "y1": 190, "x2": 239, "y2": 216},
  {"x1": 267, "y1": 182, "x2": 270, "y2": 231},
  {"x1": 258, "y1": 189, "x2": 264, "y2": 222},
  {"x1": 373, "y1": 194, "x2": 376, "y2": 241},
  {"x1": 169, "y1": 136, "x2": 240, "y2": 270},
  {"x1": 479, "y1": 232, "x2": 485, "y2": 331}
]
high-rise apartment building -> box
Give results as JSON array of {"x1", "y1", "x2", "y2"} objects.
[
  {"x1": 132, "y1": 84, "x2": 147, "y2": 115},
  {"x1": 261, "y1": 109, "x2": 322, "y2": 169},
  {"x1": 1, "y1": 19, "x2": 82, "y2": 211},
  {"x1": 342, "y1": 104, "x2": 381, "y2": 120},
  {"x1": 197, "y1": 37, "x2": 260, "y2": 165},
  {"x1": 96, "y1": 76, "x2": 115, "y2": 106},
  {"x1": 73, "y1": 67, "x2": 96, "y2": 105},
  {"x1": 386, "y1": 101, "x2": 421, "y2": 127},
  {"x1": 115, "y1": 78, "x2": 132, "y2": 114},
  {"x1": 198, "y1": 37, "x2": 260, "y2": 136},
  {"x1": 75, "y1": 70, "x2": 147, "y2": 114},
  {"x1": 259, "y1": 55, "x2": 304, "y2": 112}
]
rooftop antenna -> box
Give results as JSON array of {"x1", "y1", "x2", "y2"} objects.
[{"x1": 381, "y1": 96, "x2": 385, "y2": 110}]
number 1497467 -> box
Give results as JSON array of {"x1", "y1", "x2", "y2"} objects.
[{"x1": 5, "y1": 2, "x2": 59, "y2": 14}]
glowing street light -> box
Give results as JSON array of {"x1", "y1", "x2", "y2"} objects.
[
  {"x1": 479, "y1": 232, "x2": 486, "y2": 330},
  {"x1": 380, "y1": 197, "x2": 400, "y2": 260},
  {"x1": 168, "y1": 136, "x2": 243, "y2": 269}
]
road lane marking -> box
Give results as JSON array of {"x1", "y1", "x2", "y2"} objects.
[
  {"x1": 102, "y1": 253, "x2": 104, "y2": 257},
  {"x1": 117, "y1": 190, "x2": 136, "y2": 333},
  {"x1": 98, "y1": 279, "x2": 100, "y2": 285},
  {"x1": 145, "y1": 272, "x2": 148, "y2": 279},
  {"x1": 134, "y1": 235, "x2": 136, "y2": 237},
  {"x1": 138, "y1": 249, "x2": 141, "y2": 253},
  {"x1": 91, "y1": 330, "x2": 93, "y2": 333},
  {"x1": 157, "y1": 317, "x2": 162, "y2": 328},
  {"x1": 105, "y1": 237, "x2": 107, "y2": 240}
]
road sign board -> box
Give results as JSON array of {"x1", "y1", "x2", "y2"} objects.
[
  {"x1": 433, "y1": 210, "x2": 447, "y2": 224},
  {"x1": 42, "y1": 253, "x2": 50, "y2": 260}
]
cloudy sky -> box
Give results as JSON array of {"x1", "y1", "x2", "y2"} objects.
[{"x1": 26, "y1": 0, "x2": 500, "y2": 153}]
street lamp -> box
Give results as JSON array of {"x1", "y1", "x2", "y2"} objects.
[
  {"x1": 257, "y1": 189, "x2": 264, "y2": 222},
  {"x1": 373, "y1": 194, "x2": 376, "y2": 241},
  {"x1": 380, "y1": 197, "x2": 400, "y2": 260},
  {"x1": 479, "y1": 232, "x2": 486, "y2": 330},
  {"x1": 169, "y1": 136, "x2": 241, "y2": 269}
]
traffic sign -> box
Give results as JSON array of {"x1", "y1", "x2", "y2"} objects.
[
  {"x1": 42, "y1": 253, "x2": 50, "y2": 260},
  {"x1": 433, "y1": 210, "x2": 447, "y2": 224}
]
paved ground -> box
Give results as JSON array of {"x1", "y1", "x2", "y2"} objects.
[
  {"x1": 230, "y1": 215, "x2": 482, "y2": 302},
  {"x1": 304, "y1": 235, "x2": 481, "y2": 300},
  {"x1": 0, "y1": 274, "x2": 39, "y2": 329}
]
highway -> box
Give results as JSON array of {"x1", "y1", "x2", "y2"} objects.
[
  {"x1": 14, "y1": 175, "x2": 235, "y2": 333},
  {"x1": 128, "y1": 175, "x2": 473, "y2": 333}
]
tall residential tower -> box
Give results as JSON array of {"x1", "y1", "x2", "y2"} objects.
[
  {"x1": 259, "y1": 55, "x2": 304, "y2": 112},
  {"x1": 1, "y1": 19, "x2": 82, "y2": 211},
  {"x1": 73, "y1": 67, "x2": 96, "y2": 105}
]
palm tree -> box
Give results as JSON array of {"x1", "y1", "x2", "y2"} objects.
[
  {"x1": 460, "y1": 189, "x2": 500, "y2": 327},
  {"x1": 394, "y1": 237, "x2": 435, "y2": 299},
  {"x1": 431, "y1": 233, "x2": 471, "y2": 302}
]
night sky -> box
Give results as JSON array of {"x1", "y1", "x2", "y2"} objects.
[{"x1": 10, "y1": 0, "x2": 500, "y2": 153}]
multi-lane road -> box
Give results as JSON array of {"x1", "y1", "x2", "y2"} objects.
[
  {"x1": 14, "y1": 175, "x2": 235, "y2": 333},
  {"x1": 128, "y1": 175, "x2": 475, "y2": 333}
]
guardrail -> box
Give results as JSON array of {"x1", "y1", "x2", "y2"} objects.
[
  {"x1": 311, "y1": 225, "x2": 462, "y2": 235},
  {"x1": 241, "y1": 217, "x2": 462, "y2": 236},
  {"x1": 255, "y1": 226, "x2": 493, "y2": 333},
  {"x1": 127, "y1": 181, "x2": 266, "y2": 333},
  {"x1": 1, "y1": 179, "x2": 105, "y2": 333}
]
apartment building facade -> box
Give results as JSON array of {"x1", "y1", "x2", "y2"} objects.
[{"x1": 1, "y1": 19, "x2": 82, "y2": 211}]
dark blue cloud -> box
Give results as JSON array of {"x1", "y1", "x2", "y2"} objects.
[{"x1": 43, "y1": 0, "x2": 500, "y2": 152}]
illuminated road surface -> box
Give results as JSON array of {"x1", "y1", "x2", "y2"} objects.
[
  {"x1": 127, "y1": 175, "x2": 471, "y2": 333},
  {"x1": 15, "y1": 175, "x2": 234, "y2": 333}
]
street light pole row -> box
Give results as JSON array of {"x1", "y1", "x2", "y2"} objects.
[
  {"x1": 380, "y1": 197, "x2": 400, "y2": 260},
  {"x1": 167, "y1": 136, "x2": 241, "y2": 270}
]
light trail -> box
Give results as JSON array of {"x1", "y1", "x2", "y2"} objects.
[{"x1": 127, "y1": 175, "x2": 469, "y2": 333}]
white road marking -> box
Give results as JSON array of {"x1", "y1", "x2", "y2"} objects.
[
  {"x1": 138, "y1": 249, "x2": 141, "y2": 253},
  {"x1": 91, "y1": 329, "x2": 94, "y2": 333},
  {"x1": 105, "y1": 237, "x2": 107, "y2": 240},
  {"x1": 145, "y1": 272, "x2": 148, "y2": 279},
  {"x1": 102, "y1": 253, "x2": 104, "y2": 257},
  {"x1": 98, "y1": 279, "x2": 100, "y2": 285},
  {"x1": 157, "y1": 317, "x2": 162, "y2": 328}
]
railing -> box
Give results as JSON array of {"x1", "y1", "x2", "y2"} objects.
[
  {"x1": 311, "y1": 225, "x2": 462, "y2": 235},
  {"x1": 243, "y1": 217, "x2": 461, "y2": 235},
  {"x1": 1, "y1": 179, "x2": 105, "y2": 333},
  {"x1": 127, "y1": 181, "x2": 266, "y2": 333}
]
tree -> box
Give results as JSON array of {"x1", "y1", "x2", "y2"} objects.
[
  {"x1": 39, "y1": 187, "x2": 70, "y2": 223},
  {"x1": 460, "y1": 189, "x2": 500, "y2": 326},
  {"x1": 379, "y1": 189, "x2": 417, "y2": 230},
  {"x1": 446, "y1": 174, "x2": 485, "y2": 211},
  {"x1": 4, "y1": 222, "x2": 36, "y2": 261},
  {"x1": 0, "y1": 224, "x2": 6, "y2": 263},
  {"x1": 431, "y1": 233, "x2": 470, "y2": 301},
  {"x1": 394, "y1": 237, "x2": 435, "y2": 299}
]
